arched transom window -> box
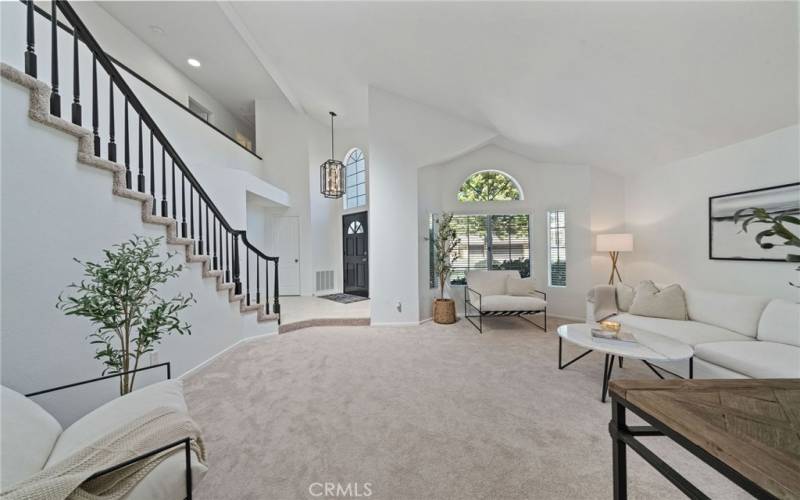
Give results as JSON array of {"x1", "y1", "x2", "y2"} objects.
[
  {"x1": 344, "y1": 148, "x2": 367, "y2": 209},
  {"x1": 457, "y1": 170, "x2": 522, "y2": 202},
  {"x1": 347, "y1": 220, "x2": 365, "y2": 234}
]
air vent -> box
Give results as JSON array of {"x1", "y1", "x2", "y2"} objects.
[{"x1": 315, "y1": 270, "x2": 334, "y2": 292}]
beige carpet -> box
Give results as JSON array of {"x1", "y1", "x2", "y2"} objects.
[{"x1": 183, "y1": 317, "x2": 750, "y2": 499}]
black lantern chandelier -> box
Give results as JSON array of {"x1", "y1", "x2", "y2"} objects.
[{"x1": 320, "y1": 111, "x2": 345, "y2": 198}]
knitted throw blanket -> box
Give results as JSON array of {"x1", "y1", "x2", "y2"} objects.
[{"x1": 2, "y1": 407, "x2": 206, "y2": 500}]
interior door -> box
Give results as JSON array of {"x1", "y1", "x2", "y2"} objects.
[
  {"x1": 343, "y1": 212, "x2": 369, "y2": 297},
  {"x1": 272, "y1": 216, "x2": 300, "y2": 296}
]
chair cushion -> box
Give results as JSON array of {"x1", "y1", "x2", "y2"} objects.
[
  {"x1": 694, "y1": 341, "x2": 800, "y2": 379},
  {"x1": 684, "y1": 288, "x2": 769, "y2": 338},
  {"x1": 614, "y1": 313, "x2": 752, "y2": 347},
  {"x1": 45, "y1": 380, "x2": 206, "y2": 500},
  {"x1": 507, "y1": 277, "x2": 536, "y2": 296},
  {"x1": 0, "y1": 386, "x2": 63, "y2": 491},
  {"x1": 757, "y1": 299, "x2": 800, "y2": 347},
  {"x1": 466, "y1": 270, "x2": 519, "y2": 297},
  {"x1": 480, "y1": 295, "x2": 546, "y2": 312},
  {"x1": 629, "y1": 281, "x2": 688, "y2": 320}
]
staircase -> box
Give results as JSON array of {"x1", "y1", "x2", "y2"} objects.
[{"x1": 4, "y1": 0, "x2": 280, "y2": 324}]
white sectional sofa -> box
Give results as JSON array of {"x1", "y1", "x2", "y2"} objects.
[{"x1": 587, "y1": 285, "x2": 800, "y2": 379}]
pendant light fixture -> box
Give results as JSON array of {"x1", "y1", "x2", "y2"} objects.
[{"x1": 320, "y1": 111, "x2": 345, "y2": 198}]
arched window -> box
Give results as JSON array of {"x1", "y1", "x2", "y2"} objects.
[
  {"x1": 457, "y1": 170, "x2": 522, "y2": 202},
  {"x1": 344, "y1": 148, "x2": 367, "y2": 209}
]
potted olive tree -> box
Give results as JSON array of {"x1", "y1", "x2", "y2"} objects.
[
  {"x1": 431, "y1": 213, "x2": 461, "y2": 324},
  {"x1": 57, "y1": 235, "x2": 194, "y2": 395}
]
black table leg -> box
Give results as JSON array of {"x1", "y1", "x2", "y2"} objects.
[
  {"x1": 689, "y1": 357, "x2": 694, "y2": 379},
  {"x1": 602, "y1": 354, "x2": 615, "y2": 402},
  {"x1": 611, "y1": 399, "x2": 628, "y2": 500}
]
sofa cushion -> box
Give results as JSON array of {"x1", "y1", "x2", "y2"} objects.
[
  {"x1": 507, "y1": 277, "x2": 536, "y2": 296},
  {"x1": 684, "y1": 288, "x2": 769, "y2": 338},
  {"x1": 614, "y1": 313, "x2": 752, "y2": 347},
  {"x1": 629, "y1": 281, "x2": 688, "y2": 320},
  {"x1": 0, "y1": 386, "x2": 63, "y2": 491},
  {"x1": 757, "y1": 299, "x2": 800, "y2": 347},
  {"x1": 480, "y1": 295, "x2": 546, "y2": 312},
  {"x1": 45, "y1": 380, "x2": 206, "y2": 500},
  {"x1": 694, "y1": 341, "x2": 800, "y2": 378},
  {"x1": 615, "y1": 283, "x2": 635, "y2": 312}
]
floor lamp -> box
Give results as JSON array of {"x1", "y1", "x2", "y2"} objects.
[{"x1": 596, "y1": 234, "x2": 634, "y2": 285}]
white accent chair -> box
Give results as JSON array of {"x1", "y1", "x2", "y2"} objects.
[
  {"x1": 586, "y1": 284, "x2": 800, "y2": 379},
  {"x1": 465, "y1": 270, "x2": 547, "y2": 333},
  {"x1": 1, "y1": 372, "x2": 206, "y2": 499}
]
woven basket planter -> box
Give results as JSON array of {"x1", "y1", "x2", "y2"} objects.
[{"x1": 433, "y1": 299, "x2": 456, "y2": 324}]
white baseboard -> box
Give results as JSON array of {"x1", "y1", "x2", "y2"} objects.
[
  {"x1": 370, "y1": 321, "x2": 422, "y2": 327},
  {"x1": 178, "y1": 331, "x2": 277, "y2": 379}
]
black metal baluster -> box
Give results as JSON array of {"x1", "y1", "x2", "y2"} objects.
[
  {"x1": 246, "y1": 249, "x2": 251, "y2": 305},
  {"x1": 91, "y1": 56, "x2": 99, "y2": 155},
  {"x1": 160, "y1": 147, "x2": 168, "y2": 216},
  {"x1": 49, "y1": 1, "x2": 60, "y2": 116},
  {"x1": 25, "y1": 0, "x2": 37, "y2": 77},
  {"x1": 225, "y1": 230, "x2": 231, "y2": 283},
  {"x1": 181, "y1": 171, "x2": 187, "y2": 237},
  {"x1": 264, "y1": 260, "x2": 270, "y2": 314},
  {"x1": 137, "y1": 115, "x2": 145, "y2": 192},
  {"x1": 233, "y1": 234, "x2": 241, "y2": 295},
  {"x1": 256, "y1": 257, "x2": 260, "y2": 304},
  {"x1": 189, "y1": 188, "x2": 194, "y2": 240},
  {"x1": 197, "y1": 197, "x2": 203, "y2": 254},
  {"x1": 71, "y1": 30, "x2": 81, "y2": 125},
  {"x1": 149, "y1": 132, "x2": 156, "y2": 215},
  {"x1": 212, "y1": 217, "x2": 218, "y2": 270},
  {"x1": 171, "y1": 159, "x2": 177, "y2": 220},
  {"x1": 124, "y1": 99, "x2": 131, "y2": 188},
  {"x1": 108, "y1": 80, "x2": 116, "y2": 161},
  {"x1": 205, "y1": 205, "x2": 210, "y2": 261},
  {"x1": 273, "y1": 259, "x2": 280, "y2": 316}
]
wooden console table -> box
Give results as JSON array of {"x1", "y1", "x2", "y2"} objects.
[{"x1": 608, "y1": 379, "x2": 800, "y2": 499}]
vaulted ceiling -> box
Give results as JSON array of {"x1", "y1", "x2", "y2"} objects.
[{"x1": 101, "y1": 1, "x2": 798, "y2": 174}]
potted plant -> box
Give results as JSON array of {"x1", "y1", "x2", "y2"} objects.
[
  {"x1": 57, "y1": 235, "x2": 194, "y2": 395},
  {"x1": 734, "y1": 207, "x2": 800, "y2": 288},
  {"x1": 431, "y1": 213, "x2": 461, "y2": 324}
]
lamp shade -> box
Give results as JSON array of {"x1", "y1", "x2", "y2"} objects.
[{"x1": 596, "y1": 233, "x2": 634, "y2": 252}]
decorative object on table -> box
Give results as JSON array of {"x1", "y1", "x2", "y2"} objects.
[
  {"x1": 609, "y1": 379, "x2": 800, "y2": 499},
  {"x1": 730, "y1": 184, "x2": 800, "y2": 288},
  {"x1": 628, "y1": 281, "x2": 688, "y2": 320},
  {"x1": 591, "y1": 327, "x2": 637, "y2": 345},
  {"x1": 429, "y1": 213, "x2": 461, "y2": 324},
  {"x1": 318, "y1": 293, "x2": 369, "y2": 304},
  {"x1": 320, "y1": 111, "x2": 345, "y2": 198},
  {"x1": 599, "y1": 320, "x2": 621, "y2": 332},
  {"x1": 596, "y1": 233, "x2": 634, "y2": 284},
  {"x1": 709, "y1": 182, "x2": 799, "y2": 262},
  {"x1": 56, "y1": 235, "x2": 194, "y2": 396}
]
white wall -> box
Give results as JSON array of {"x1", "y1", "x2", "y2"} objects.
[
  {"x1": 418, "y1": 145, "x2": 625, "y2": 320},
  {"x1": 625, "y1": 125, "x2": 800, "y2": 301},
  {"x1": 1, "y1": 78, "x2": 275, "y2": 425}
]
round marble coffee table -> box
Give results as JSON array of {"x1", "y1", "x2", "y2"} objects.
[{"x1": 556, "y1": 323, "x2": 694, "y2": 402}]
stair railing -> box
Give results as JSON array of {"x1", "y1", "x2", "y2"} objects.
[{"x1": 19, "y1": 0, "x2": 280, "y2": 321}]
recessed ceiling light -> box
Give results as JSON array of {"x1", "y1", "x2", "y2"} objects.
[{"x1": 187, "y1": 58, "x2": 201, "y2": 68}]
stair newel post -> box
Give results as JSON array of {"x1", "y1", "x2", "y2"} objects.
[
  {"x1": 233, "y1": 234, "x2": 242, "y2": 295},
  {"x1": 137, "y1": 115, "x2": 145, "y2": 192},
  {"x1": 171, "y1": 159, "x2": 177, "y2": 220},
  {"x1": 160, "y1": 146, "x2": 168, "y2": 217},
  {"x1": 212, "y1": 217, "x2": 218, "y2": 270},
  {"x1": 246, "y1": 247, "x2": 251, "y2": 306},
  {"x1": 273, "y1": 258, "x2": 280, "y2": 317},
  {"x1": 149, "y1": 131, "x2": 156, "y2": 215},
  {"x1": 180, "y1": 171, "x2": 187, "y2": 237},
  {"x1": 24, "y1": 0, "x2": 37, "y2": 77},
  {"x1": 225, "y1": 230, "x2": 231, "y2": 283},
  {"x1": 71, "y1": 29, "x2": 81, "y2": 126},
  {"x1": 197, "y1": 197, "x2": 203, "y2": 254},
  {"x1": 256, "y1": 256, "x2": 261, "y2": 305},
  {"x1": 91, "y1": 56, "x2": 101, "y2": 156},
  {"x1": 49, "y1": 1, "x2": 60, "y2": 116},
  {"x1": 107, "y1": 80, "x2": 116, "y2": 161}
]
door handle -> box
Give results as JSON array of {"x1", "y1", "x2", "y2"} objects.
[
  {"x1": 294, "y1": 259, "x2": 299, "y2": 263},
  {"x1": 362, "y1": 258, "x2": 367, "y2": 262}
]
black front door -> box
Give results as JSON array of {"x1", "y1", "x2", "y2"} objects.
[{"x1": 343, "y1": 212, "x2": 368, "y2": 297}]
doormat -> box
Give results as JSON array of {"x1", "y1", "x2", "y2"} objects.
[{"x1": 319, "y1": 293, "x2": 369, "y2": 304}]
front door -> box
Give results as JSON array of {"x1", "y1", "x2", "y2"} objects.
[{"x1": 343, "y1": 212, "x2": 368, "y2": 297}]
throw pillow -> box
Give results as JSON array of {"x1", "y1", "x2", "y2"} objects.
[
  {"x1": 507, "y1": 277, "x2": 536, "y2": 296},
  {"x1": 616, "y1": 283, "x2": 635, "y2": 312},
  {"x1": 629, "y1": 281, "x2": 688, "y2": 320}
]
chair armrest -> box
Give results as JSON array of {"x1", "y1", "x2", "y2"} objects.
[
  {"x1": 86, "y1": 437, "x2": 194, "y2": 499},
  {"x1": 25, "y1": 363, "x2": 172, "y2": 398},
  {"x1": 465, "y1": 286, "x2": 482, "y2": 302},
  {"x1": 533, "y1": 289, "x2": 547, "y2": 300},
  {"x1": 465, "y1": 286, "x2": 482, "y2": 313}
]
